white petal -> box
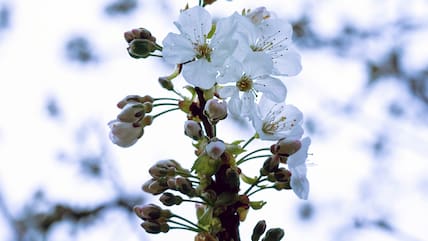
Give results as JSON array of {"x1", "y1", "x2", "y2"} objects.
[
  {"x1": 243, "y1": 52, "x2": 273, "y2": 77},
  {"x1": 288, "y1": 137, "x2": 311, "y2": 168},
  {"x1": 218, "y1": 86, "x2": 237, "y2": 98},
  {"x1": 162, "y1": 33, "x2": 195, "y2": 64},
  {"x1": 253, "y1": 76, "x2": 287, "y2": 103},
  {"x1": 259, "y1": 19, "x2": 293, "y2": 47},
  {"x1": 241, "y1": 92, "x2": 256, "y2": 117},
  {"x1": 290, "y1": 164, "x2": 309, "y2": 200},
  {"x1": 272, "y1": 47, "x2": 302, "y2": 76},
  {"x1": 217, "y1": 57, "x2": 243, "y2": 84},
  {"x1": 228, "y1": 93, "x2": 242, "y2": 117},
  {"x1": 174, "y1": 6, "x2": 212, "y2": 44},
  {"x1": 182, "y1": 60, "x2": 217, "y2": 89}
]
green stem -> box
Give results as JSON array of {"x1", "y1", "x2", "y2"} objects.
[
  {"x1": 153, "y1": 103, "x2": 178, "y2": 107},
  {"x1": 149, "y1": 54, "x2": 163, "y2": 57},
  {"x1": 152, "y1": 107, "x2": 180, "y2": 119},
  {"x1": 242, "y1": 134, "x2": 257, "y2": 149},
  {"x1": 236, "y1": 148, "x2": 270, "y2": 165},
  {"x1": 247, "y1": 185, "x2": 275, "y2": 197},
  {"x1": 168, "y1": 222, "x2": 200, "y2": 233},
  {"x1": 182, "y1": 199, "x2": 205, "y2": 205},
  {"x1": 243, "y1": 175, "x2": 262, "y2": 195},
  {"x1": 154, "y1": 97, "x2": 181, "y2": 102},
  {"x1": 171, "y1": 214, "x2": 208, "y2": 232}
]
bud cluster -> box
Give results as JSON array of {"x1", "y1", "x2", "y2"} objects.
[
  {"x1": 124, "y1": 28, "x2": 162, "y2": 59},
  {"x1": 134, "y1": 204, "x2": 171, "y2": 234},
  {"x1": 108, "y1": 95, "x2": 154, "y2": 147}
]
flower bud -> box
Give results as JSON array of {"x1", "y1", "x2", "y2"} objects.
[
  {"x1": 205, "y1": 140, "x2": 226, "y2": 160},
  {"x1": 274, "y1": 168, "x2": 291, "y2": 182},
  {"x1": 128, "y1": 39, "x2": 160, "y2": 59},
  {"x1": 149, "y1": 159, "x2": 181, "y2": 178},
  {"x1": 108, "y1": 119, "x2": 143, "y2": 147},
  {"x1": 251, "y1": 220, "x2": 267, "y2": 241},
  {"x1": 117, "y1": 95, "x2": 154, "y2": 108},
  {"x1": 158, "y1": 76, "x2": 174, "y2": 91},
  {"x1": 159, "y1": 192, "x2": 183, "y2": 206},
  {"x1": 224, "y1": 167, "x2": 240, "y2": 192},
  {"x1": 272, "y1": 139, "x2": 301, "y2": 158},
  {"x1": 142, "y1": 178, "x2": 168, "y2": 195},
  {"x1": 134, "y1": 204, "x2": 162, "y2": 220},
  {"x1": 204, "y1": 99, "x2": 227, "y2": 124},
  {"x1": 141, "y1": 220, "x2": 169, "y2": 234},
  {"x1": 184, "y1": 120, "x2": 203, "y2": 140},
  {"x1": 142, "y1": 115, "x2": 153, "y2": 126},
  {"x1": 175, "y1": 177, "x2": 195, "y2": 196},
  {"x1": 263, "y1": 228, "x2": 285, "y2": 241},
  {"x1": 117, "y1": 102, "x2": 145, "y2": 122},
  {"x1": 273, "y1": 181, "x2": 291, "y2": 191},
  {"x1": 261, "y1": 156, "x2": 279, "y2": 175},
  {"x1": 124, "y1": 28, "x2": 156, "y2": 43}
]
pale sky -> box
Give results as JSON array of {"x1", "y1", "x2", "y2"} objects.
[{"x1": 0, "y1": 0, "x2": 427, "y2": 241}]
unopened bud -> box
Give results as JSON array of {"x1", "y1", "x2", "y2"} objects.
[
  {"x1": 251, "y1": 220, "x2": 267, "y2": 241},
  {"x1": 204, "y1": 99, "x2": 227, "y2": 124},
  {"x1": 149, "y1": 159, "x2": 181, "y2": 178},
  {"x1": 175, "y1": 177, "x2": 195, "y2": 196},
  {"x1": 159, "y1": 192, "x2": 183, "y2": 206},
  {"x1": 205, "y1": 140, "x2": 226, "y2": 160},
  {"x1": 124, "y1": 27, "x2": 156, "y2": 43},
  {"x1": 273, "y1": 139, "x2": 301, "y2": 158},
  {"x1": 134, "y1": 204, "x2": 162, "y2": 220},
  {"x1": 117, "y1": 102, "x2": 145, "y2": 122},
  {"x1": 261, "y1": 156, "x2": 279, "y2": 175},
  {"x1": 273, "y1": 181, "x2": 291, "y2": 191},
  {"x1": 128, "y1": 39, "x2": 159, "y2": 59},
  {"x1": 117, "y1": 95, "x2": 154, "y2": 108},
  {"x1": 142, "y1": 115, "x2": 153, "y2": 126},
  {"x1": 263, "y1": 228, "x2": 285, "y2": 241},
  {"x1": 108, "y1": 119, "x2": 143, "y2": 147},
  {"x1": 142, "y1": 102, "x2": 153, "y2": 113},
  {"x1": 141, "y1": 220, "x2": 169, "y2": 234},
  {"x1": 159, "y1": 76, "x2": 174, "y2": 91},
  {"x1": 184, "y1": 120, "x2": 203, "y2": 140},
  {"x1": 274, "y1": 168, "x2": 291, "y2": 182},
  {"x1": 142, "y1": 178, "x2": 168, "y2": 195}
]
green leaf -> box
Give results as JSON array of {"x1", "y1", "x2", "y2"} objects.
[{"x1": 192, "y1": 155, "x2": 220, "y2": 176}]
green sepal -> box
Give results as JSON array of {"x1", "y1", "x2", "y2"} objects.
[
  {"x1": 192, "y1": 154, "x2": 220, "y2": 176},
  {"x1": 250, "y1": 200, "x2": 267, "y2": 210},
  {"x1": 240, "y1": 173, "x2": 259, "y2": 185},
  {"x1": 226, "y1": 141, "x2": 246, "y2": 155}
]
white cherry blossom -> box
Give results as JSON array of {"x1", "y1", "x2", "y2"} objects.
[
  {"x1": 251, "y1": 96, "x2": 304, "y2": 141},
  {"x1": 288, "y1": 137, "x2": 311, "y2": 200}
]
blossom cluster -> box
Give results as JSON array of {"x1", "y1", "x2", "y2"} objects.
[{"x1": 108, "y1": 3, "x2": 313, "y2": 241}]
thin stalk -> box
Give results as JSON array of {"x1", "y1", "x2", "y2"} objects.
[
  {"x1": 243, "y1": 176, "x2": 262, "y2": 195},
  {"x1": 171, "y1": 214, "x2": 208, "y2": 232},
  {"x1": 242, "y1": 134, "x2": 257, "y2": 149},
  {"x1": 153, "y1": 103, "x2": 178, "y2": 107},
  {"x1": 237, "y1": 148, "x2": 270, "y2": 165},
  {"x1": 237, "y1": 154, "x2": 271, "y2": 166},
  {"x1": 152, "y1": 107, "x2": 180, "y2": 119},
  {"x1": 154, "y1": 97, "x2": 181, "y2": 102},
  {"x1": 182, "y1": 199, "x2": 205, "y2": 205},
  {"x1": 247, "y1": 185, "x2": 275, "y2": 197}
]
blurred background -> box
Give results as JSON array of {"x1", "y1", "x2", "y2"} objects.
[{"x1": 0, "y1": 0, "x2": 427, "y2": 241}]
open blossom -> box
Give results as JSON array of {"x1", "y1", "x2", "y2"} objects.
[
  {"x1": 288, "y1": 137, "x2": 311, "y2": 200},
  {"x1": 251, "y1": 96, "x2": 304, "y2": 141},
  {"x1": 162, "y1": 6, "x2": 237, "y2": 89},
  {"x1": 108, "y1": 119, "x2": 143, "y2": 147},
  {"x1": 231, "y1": 9, "x2": 302, "y2": 76},
  {"x1": 217, "y1": 52, "x2": 286, "y2": 118}
]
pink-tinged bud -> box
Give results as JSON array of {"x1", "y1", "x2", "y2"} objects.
[
  {"x1": 274, "y1": 167, "x2": 291, "y2": 182},
  {"x1": 141, "y1": 220, "x2": 169, "y2": 234},
  {"x1": 108, "y1": 119, "x2": 143, "y2": 147},
  {"x1": 175, "y1": 177, "x2": 195, "y2": 196},
  {"x1": 149, "y1": 159, "x2": 182, "y2": 178},
  {"x1": 134, "y1": 204, "x2": 162, "y2": 220},
  {"x1": 142, "y1": 178, "x2": 168, "y2": 195},
  {"x1": 159, "y1": 192, "x2": 183, "y2": 206},
  {"x1": 117, "y1": 102, "x2": 145, "y2": 122},
  {"x1": 184, "y1": 120, "x2": 203, "y2": 140},
  {"x1": 205, "y1": 140, "x2": 226, "y2": 160},
  {"x1": 273, "y1": 139, "x2": 302, "y2": 157},
  {"x1": 117, "y1": 95, "x2": 154, "y2": 108},
  {"x1": 204, "y1": 99, "x2": 227, "y2": 124}
]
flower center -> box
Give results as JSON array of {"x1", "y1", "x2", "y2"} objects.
[
  {"x1": 195, "y1": 43, "x2": 212, "y2": 62},
  {"x1": 236, "y1": 75, "x2": 253, "y2": 92},
  {"x1": 262, "y1": 116, "x2": 286, "y2": 134}
]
